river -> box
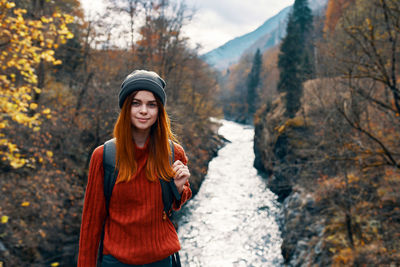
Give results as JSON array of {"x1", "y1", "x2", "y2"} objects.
[{"x1": 177, "y1": 120, "x2": 283, "y2": 267}]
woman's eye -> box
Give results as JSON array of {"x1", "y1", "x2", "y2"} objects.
[
  {"x1": 132, "y1": 101, "x2": 140, "y2": 106},
  {"x1": 148, "y1": 103, "x2": 157, "y2": 108}
]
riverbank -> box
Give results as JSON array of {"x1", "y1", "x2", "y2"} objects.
[
  {"x1": 253, "y1": 81, "x2": 400, "y2": 266},
  {"x1": 253, "y1": 96, "x2": 333, "y2": 266}
]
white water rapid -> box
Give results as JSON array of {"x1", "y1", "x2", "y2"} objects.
[{"x1": 178, "y1": 120, "x2": 283, "y2": 267}]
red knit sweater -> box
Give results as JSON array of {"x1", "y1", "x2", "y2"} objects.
[{"x1": 78, "y1": 142, "x2": 191, "y2": 266}]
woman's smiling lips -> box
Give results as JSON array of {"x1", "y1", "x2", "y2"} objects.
[{"x1": 137, "y1": 118, "x2": 149, "y2": 123}]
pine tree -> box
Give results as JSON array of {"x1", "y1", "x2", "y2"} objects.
[
  {"x1": 278, "y1": 0, "x2": 313, "y2": 118},
  {"x1": 247, "y1": 48, "x2": 262, "y2": 120}
]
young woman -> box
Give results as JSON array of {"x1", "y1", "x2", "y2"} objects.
[{"x1": 78, "y1": 70, "x2": 191, "y2": 267}]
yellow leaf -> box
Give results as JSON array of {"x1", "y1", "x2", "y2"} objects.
[
  {"x1": 30, "y1": 103, "x2": 38, "y2": 110},
  {"x1": 10, "y1": 159, "x2": 25, "y2": 168},
  {"x1": 46, "y1": 150, "x2": 53, "y2": 158},
  {"x1": 42, "y1": 108, "x2": 51, "y2": 114},
  {"x1": 1, "y1": 216, "x2": 9, "y2": 224},
  {"x1": 41, "y1": 17, "x2": 49, "y2": 23},
  {"x1": 51, "y1": 262, "x2": 59, "y2": 267},
  {"x1": 277, "y1": 125, "x2": 285, "y2": 133},
  {"x1": 6, "y1": 2, "x2": 16, "y2": 9},
  {"x1": 64, "y1": 14, "x2": 74, "y2": 24},
  {"x1": 21, "y1": 201, "x2": 30, "y2": 207},
  {"x1": 14, "y1": 114, "x2": 25, "y2": 124},
  {"x1": 326, "y1": 235, "x2": 336, "y2": 241}
]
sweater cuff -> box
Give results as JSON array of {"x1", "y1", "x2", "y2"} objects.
[{"x1": 173, "y1": 184, "x2": 191, "y2": 211}]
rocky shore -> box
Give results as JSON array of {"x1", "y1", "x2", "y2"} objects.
[{"x1": 253, "y1": 97, "x2": 331, "y2": 266}]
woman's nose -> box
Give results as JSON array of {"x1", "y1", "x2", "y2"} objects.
[{"x1": 139, "y1": 104, "x2": 147, "y2": 113}]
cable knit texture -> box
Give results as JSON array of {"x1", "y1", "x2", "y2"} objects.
[{"x1": 78, "y1": 142, "x2": 191, "y2": 266}]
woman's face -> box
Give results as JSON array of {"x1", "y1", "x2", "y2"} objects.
[{"x1": 130, "y1": 90, "x2": 159, "y2": 132}]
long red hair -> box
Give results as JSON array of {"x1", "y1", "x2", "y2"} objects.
[{"x1": 113, "y1": 92, "x2": 177, "y2": 183}]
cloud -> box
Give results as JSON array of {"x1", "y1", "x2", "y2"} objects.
[
  {"x1": 188, "y1": 0, "x2": 293, "y2": 26},
  {"x1": 80, "y1": 0, "x2": 295, "y2": 53},
  {"x1": 183, "y1": 0, "x2": 294, "y2": 53},
  {"x1": 182, "y1": 9, "x2": 238, "y2": 52}
]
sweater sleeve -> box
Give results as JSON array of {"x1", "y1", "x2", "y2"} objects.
[
  {"x1": 173, "y1": 143, "x2": 192, "y2": 211},
  {"x1": 78, "y1": 145, "x2": 107, "y2": 267}
]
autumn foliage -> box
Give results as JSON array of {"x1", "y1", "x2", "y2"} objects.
[
  {"x1": 0, "y1": 0, "x2": 222, "y2": 266},
  {"x1": 0, "y1": 0, "x2": 74, "y2": 169},
  {"x1": 324, "y1": 0, "x2": 356, "y2": 33},
  {"x1": 252, "y1": 0, "x2": 400, "y2": 265}
]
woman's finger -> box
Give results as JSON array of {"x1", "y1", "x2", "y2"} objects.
[
  {"x1": 174, "y1": 169, "x2": 181, "y2": 178},
  {"x1": 175, "y1": 169, "x2": 189, "y2": 180},
  {"x1": 172, "y1": 160, "x2": 183, "y2": 168},
  {"x1": 173, "y1": 161, "x2": 188, "y2": 172},
  {"x1": 181, "y1": 170, "x2": 189, "y2": 179},
  {"x1": 173, "y1": 165, "x2": 181, "y2": 174}
]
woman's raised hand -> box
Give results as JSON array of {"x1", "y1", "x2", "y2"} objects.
[{"x1": 172, "y1": 160, "x2": 190, "y2": 194}]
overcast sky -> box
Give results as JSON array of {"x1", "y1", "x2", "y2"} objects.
[{"x1": 80, "y1": 0, "x2": 294, "y2": 54}]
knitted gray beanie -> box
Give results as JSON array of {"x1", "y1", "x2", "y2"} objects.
[{"x1": 119, "y1": 70, "x2": 166, "y2": 108}]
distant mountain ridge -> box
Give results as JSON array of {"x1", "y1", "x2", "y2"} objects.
[{"x1": 202, "y1": 0, "x2": 328, "y2": 70}]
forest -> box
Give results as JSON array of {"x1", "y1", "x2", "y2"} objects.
[
  {"x1": 1, "y1": 0, "x2": 400, "y2": 266},
  {"x1": 0, "y1": 0, "x2": 223, "y2": 265},
  {"x1": 223, "y1": 0, "x2": 399, "y2": 265}
]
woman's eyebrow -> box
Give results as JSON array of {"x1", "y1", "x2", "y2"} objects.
[{"x1": 133, "y1": 98, "x2": 156, "y2": 103}]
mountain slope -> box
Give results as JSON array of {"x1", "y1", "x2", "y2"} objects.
[
  {"x1": 202, "y1": 0, "x2": 328, "y2": 70},
  {"x1": 202, "y1": 6, "x2": 291, "y2": 70}
]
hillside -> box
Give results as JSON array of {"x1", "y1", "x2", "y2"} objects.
[
  {"x1": 253, "y1": 0, "x2": 400, "y2": 265},
  {"x1": 202, "y1": 6, "x2": 290, "y2": 70},
  {"x1": 202, "y1": 0, "x2": 328, "y2": 70}
]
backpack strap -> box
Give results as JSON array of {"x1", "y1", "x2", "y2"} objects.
[
  {"x1": 163, "y1": 141, "x2": 182, "y2": 267},
  {"x1": 160, "y1": 141, "x2": 181, "y2": 216},
  {"x1": 98, "y1": 138, "x2": 118, "y2": 265},
  {"x1": 103, "y1": 138, "x2": 118, "y2": 212},
  {"x1": 168, "y1": 140, "x2": 181, "y2": 202}
]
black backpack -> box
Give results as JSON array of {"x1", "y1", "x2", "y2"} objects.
[{"x1": 98, "y1": 138, "x2": 181, "y2": 266}]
